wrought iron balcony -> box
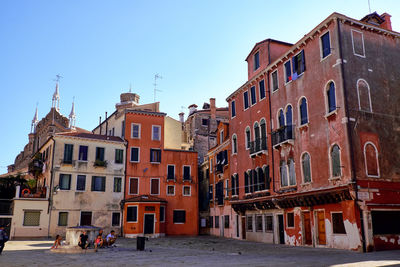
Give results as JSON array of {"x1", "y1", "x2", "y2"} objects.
[
  {"x1": 272, "y1": 126, "x2": 294, "y2": 148},
  {"x1": 249, "y1": 137, "x2": 268, "y2": 155}
]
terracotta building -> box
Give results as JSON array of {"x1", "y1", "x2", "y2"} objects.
[{"x1": 226, "y1": 12, "x2": 400, "y2": 251}]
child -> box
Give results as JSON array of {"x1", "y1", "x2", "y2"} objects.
[
  {"x1": 51, "y1": 235, "x2": 62, "y2": 249},
  {"x1": 94, "y1": 234, "x2": 103, "y2": 250}
]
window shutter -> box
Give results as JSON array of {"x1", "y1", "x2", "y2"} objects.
[
  {"x1": 244, "y1": 172, "x2": 249, "y2": 193},
  {"x1": 301, "y1": 50, "x2": 306, "y2": 72}
]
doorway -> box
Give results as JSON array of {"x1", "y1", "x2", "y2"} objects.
[
  {"x1": 303, "y1": 211, "x2": 312, "y2": 245},
  {"x1": 144, "y1": 214, "x2": 155, "y2": 235},
  {"x1": 278, "y1": 214, "x2": 285, "y2": 244},
  {"x1": 241, "y1": 216, "x2": 246, "y2": 239},
  {"x1": 316, "y1": 210, "x2": 326, "y2": 245}
]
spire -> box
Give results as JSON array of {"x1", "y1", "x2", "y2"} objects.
[
  {"x1": 68, "y1": 97, "x2": 76, "y2": 129},
  {"x1": 51, "y1": 75, "x2": 62, "y2": 112},
  {"x1": 31, "y1": 105, "x2": 39, "y2": 133}
]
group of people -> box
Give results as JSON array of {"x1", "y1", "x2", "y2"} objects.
[{"x1": 51, "y1": 229, "x2": 117, "y2": 250}]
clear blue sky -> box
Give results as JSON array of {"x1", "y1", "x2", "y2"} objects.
[{"x1": 1, "y1": 0, "x2": 399, "y2": 174}]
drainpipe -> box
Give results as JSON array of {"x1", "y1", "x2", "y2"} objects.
[
  {"x1": 47, "y1": 137, "x2": 56, "y2": 238},
  {"x1": 267, "y1": 41, "x2": 276, "y2": 194},
  {"x1": 121, "y1": 110, "x2": 128, "y2": 237},
  {"x1": 336, "y1": 17, "x2": 366, "y2": 252}
]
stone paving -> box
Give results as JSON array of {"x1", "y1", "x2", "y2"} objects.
[{"x1": 0, "y1": 236, "x2": 400, "y2": 266}]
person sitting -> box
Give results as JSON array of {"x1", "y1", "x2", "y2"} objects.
[
  {"x1": 78, "y1": 231, "x2": 89, "y2": 249},
  {"x1": 51, "y1": 235, "x2": 62, "y2": 249},
  {"x1": 94, "y1": 234, "x2": 103, "y2": 250},
  {"x1": 106, "y1": 230, "x2": 117, "y2": 247}
]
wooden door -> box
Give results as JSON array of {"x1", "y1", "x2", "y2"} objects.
[
  {"x1": 278, "y1": 215, "x2": 285, "y2": 244},
  {"x1": 303, "y1": 212, "x2": 312, "y2": 245},
  {"x1": 317, "y1": 211, "x2": 326, "y2": 245},
  {"x1": 241, "y1": 216, "x2": 246, "y2": 239},
  {"x1": 144, "y1": 214, "x2": 154, "y2": 234}
]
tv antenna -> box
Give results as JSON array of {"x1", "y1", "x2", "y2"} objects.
[
  {"x1": 153, "y1": 73, "x2": 162, "y2": 102},
  {"x1": 53, "y1": 74, "x2": 63, "y2": 83},
  {"x1": 368, "y1": 0, "x2": 371, "y2": 13}
]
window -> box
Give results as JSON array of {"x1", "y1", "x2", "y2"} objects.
[
  {"x1": 219, "y1": 130, "x2": 224, "y2": 144},
  {"x1": 58, "y1": 212, "x2": 68, "y2": 226},
  {"x1": 215, "y1": 216, "x2": 219, "y2": 228},
  {"x1": 245, "y1": 127, "x2": 251, "y2": 149},
  {"x1": 95, "y1": 147, "x2": 105, "y2": 161},
  {"x1": 271, "y1": 70, "x2": 279, "y2": 91},
  {"x1": 173, "y1": 210, "x2": 186, "y2": 223},
  {"x1": 257, "y1": 168, "x2": 265, "y2": 191},
  {"x1": 76, "y1": 175, "x2": 86, "y2": 191},
  {"x1": 278, "y1": 109, "x2": 285, "y2": 128},
  {"x1": 78, "y1": 145, "x2": 88, "y2": 161},
  {"x1": 327, "y1": 82, "x2": 336, "y2": 113},
  {"x1": 243, "y1": 91, "x2": 249, "y2": 110},
  {"x1": 246, "y1": 215, "x2": 253, "y2": 232},
  {"x1": 254, "y1": 51, "x2": 260, "y2": 70},
  {"x1": 371, "y1": 211, "x2": 400, "y2": 235},
  {"x1": 167, "y1": 165, "x2": 175, "y2": 180},
  {"x1": 254, "y1": 122, "x2": 260, "y2": 145},
  {"x1": 301, "y1": 153, "x2": 312, "y2": 183},
  {"x1": 321, "y1": 31, "x2": 331, "y2": 58},
  {"x1": 202, "y1": 118, "x2": 208, "y2": 126},
  {"x1": 332, "y1": 213, "x2": 346, "y2": 234},
  {"x1": 284, "y1": 61, "x2": 292, "y2": 83},
  {"x1": 364, "y1": 142, "x2": 379, "y2": 177},
  {"x1": 256, "y1": 215, "x2": 263, "y2": 232},
  {"x1": 231, "y1": 101, "x2": 236, "y2": 118},
  {"x1": 152, "y1": 125, "x2": 161, "y2": 141},
  {"x1": 131, "y1": 123, "x2": 140, "y2": 138},
  {"x1": 150, "y1": 178, "x2": 160, "y2": 195},
  {"x1": 265, "y1": 215, "x2": 273, "y2": 232},
  {"x1": 208, "y1": 185, "x2": 213, "y2": 200},
  {"x1": 129, "y1": 178, "x2": 139, "y2": 195},
  {"x1": 129, "y1": 147, "x2": 139, "y2": 162},
  {"x1": 210, "y1": 158, "x2": 213, "y2": 173},
  {"x1": 59, "y1": 174, "x2": 71, "y2": 190},
  {"x1": 115, "y1": 149, "x2": 123, "y2": 164},
  {"x1": 150, "y1": 149, "x2": 161, "y2": 163},
  {"x1": 264, "y1": 166, "x2": 270, "y2": 190},
  {"x1": 63, "y1": 144, "x2": 73, "y2": 163},
  {"x1": 299, "y1": 97, "x2": 308, "y2": 125},
  {"x1": 280, "y1": 161, "x2": 288, "y2": 187},
  {"x1": 260, "y1": 119, "x2": 267, "y2": 149},
  {"x1": 259, "y1": 79, "x2": 266, "y2": 100},
  {"x1": 160, "y1": 206, "x2": 165, "y2": 222},
  {"x1": 225, "y1": 179, "x2": 229, "y2": 197},
  {"x1": 231, "y1": 174, "x2": 239, "y2": 196},
  {"x1": 112, "y1": 212, "x2": 120, "y2": 226},
  {"x1": 224, "y1": 215, "x2": 229, "y2": 228},
  {"x1": 209, "y1": 216, "x2": 214, "y2": 228},
  {"x1": 250, "y1": 86, "x2": 257, "y2": 105},
  {"x1": 183, "y1": 185, "x2": 191, "y2": 196},
  {"x1": 357, "y1": 79, "x2": 372, "y2": 112},
  {"x1": 288, "y1": 158, "x2": 296, "y2": 186},
  {"x1": 216, "y1": 181, "x2": 224, "y2": 205},
  {"x1": 331, "y1": 145, "x2": 341, "y2": 177},
  {"x1": 232, "y1": 134, "x2": 237, "y2": 154},
  {"x1": 91, "y1": 176, "x2": 106, "y2": 192},
  {"x1": 23, "y1": 211, "x2": 40, "y2": 226},
  {"x1": 292, "y1": 50, "x2": 306, "y2": 78},
  {"x1": 127, "y1": 206, "x2": 138, "y2": 222},
  {"x1": 113, "y1": 177, "x2": 122, "y2": 192},
  {"x1": 80, "y1": 211, "x2": 92, "y2": 226},
  {"x1": 244, "y1": 171, "x2": 249, "y2": 193},
  {"x1": 351, "y1": 29, "x2": 365, "y2": 57},
  {"x1": 167, "y1": 185, "x2": 175, "y2": 195},
  {"x1": 287, "y1": 212, "x2": 294, "y2": 228},
  {"x1": 183, "y1": 166, "x2": 191, "y2": 180}
]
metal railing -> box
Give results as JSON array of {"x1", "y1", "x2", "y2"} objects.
[
  {"x1": 272, "y1": 125, "x2": 294, "y2": 147},
  {"x1": 249, "y1": 137, "x2": 268, "y2": 155}
]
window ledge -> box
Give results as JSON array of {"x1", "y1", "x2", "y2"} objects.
[
  {"x1": 324, "y1": 109, "x2": 338, "y2": 119},
  {"x1": 300, "y1": 182, "x2": 312, "y2": 186},
  {"x1": 150, "y1": 162, "x2": 161, "y2": 164},
  {"x1": 298, "y1": 123, "x2": 309, "y2": 130},
  {"x1": 329, "y1": 176, "x2": 341, "y2": 181},
  {"x1": 320, "y1": 53, "x2": 332, "y2": 62}
]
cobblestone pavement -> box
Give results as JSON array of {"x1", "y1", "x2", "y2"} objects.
[{"x1": 1, "y1": 236, "x2": 400, "y2": 267}]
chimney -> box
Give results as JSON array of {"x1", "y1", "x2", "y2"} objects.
[
  {"x1": 188, "y1": 104, "x2": 198, "y2": 116},
  {"x1": 210, "y1": 98, "x2": 216, "y2": 119},
  {"x1": 380, "y1": 13, "x2": 392, "y2": 31},
  {"x1": 179, "y1": 112, "x2": 185, "y2": 123}
]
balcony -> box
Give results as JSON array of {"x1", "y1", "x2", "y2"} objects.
[
  {"x1": 167, "y1": 175, "x2": 176, "y2": 181},
  {"x1": 272, "y1": 126, "x2": 294, "y2": 148},
  {"x1": 18, "y1": 186, "x2": 47, "y2": 199},
  {"x1": 93, "y1": 160, "x2": 108, "y2": 167},
  {"x1": 249, "y1": 137, "x2": 268, "y2": 156},
  {"x1": 28, "y1": 158, "x2": 43, "y2": 177}
]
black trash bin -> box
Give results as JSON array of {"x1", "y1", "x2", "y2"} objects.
[{"x1": 137, "y1": 236, "x2": 145, "y2": 251}]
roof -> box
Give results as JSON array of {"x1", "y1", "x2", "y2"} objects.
[
  {"x1": 126, "y1": 109, "x2": 166, "y2": 117},
  {"x1": 56, "y1": 132, "x2": 124, "y2": 142},
  {"x1": 245, "y1": 38, "x2": 293, "y2": 61},
  {"x1": 360, "y1": 12, "x2": 385, "y2": 25},
  {"x1": 124, "y1": 195, "x2": 167, "y2": 203}
]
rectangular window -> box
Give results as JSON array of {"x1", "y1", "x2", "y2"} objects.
[
  {"x1": 224, "y1": 215, "x2": 229, "y2": 228},
  {"x1": 160, "y1": 206, "x2": 165, "y2": 222},
  {"x1": 115, "y1": 149, "x2": 123, "y2": 164},
  {"x1": 167, "y1": 185, "x2": 175, "y2": 195},
  {"x1": 351, "y1": 29, "x2": 365, "y2": 57},
  {"x1": 150, "y1": 178, "x2": 160, "y2": 195},
  {"x1": 150, "y1": 149, "x2": 161, "y2": 163},
  {"x1": 287, "y1": 212, "x2": 294, "y2": 228},
  {"x1": 63, "y1": 144, "x2": 73, "y2": 163},
  {"x1": 231, "y1": 100, "x2": 236, "y2": 118},
  {"x1": 209, "y1": 216, "x2": 213, "y2": 228},
  {"x1": 254, "y1": 51, "x2": 260, "y2": 70},
  {"x1": 332, "y1": 212, "x2": 346, "y2": 234},
  {"x1": 225, "y1": 179, "x2": 229, "y2": 198},
  {"x1": 220, "y1": 130, "x2": 224, "y2": 144},
  {"x1": 78, "y1": 145, "x2": 88, "y2": 161},
  {"x1": 243, "y1": 91, "x2": 249, "y2": 110},
  {"x1": 215, "y1": 216, "x2": 219, "y2": 228},
  {"x1": 284, "y1": 61, "x2": 292, "y2": 83},
  {"x1": 131, "y1": 123, "x2": 140, "y2": 138},
  {"x1": 210, "y1": 158, "x2": 213, "y2": 173},
  {"x1": 246, "y1": 215, "x2": 253, "y2": 232},
  {"x1": 113, "y1": 177, "x2": 122, "y2": 192},
  {"x1": 167, "y1": 165, "x2": 175, "y2": 180},
  {"x1": 208, "y1": 185, "x2": 213, "y2": 200},
  {"x1": 265, "y1": 215, "x2": 273, "y2": 232},
  {"x1": 321, "y1": 31, "x2": 331, "y2": 58},
  {"x1": 59, "y1": 174, "x2": 71, "y2": 190},
  {"x1": 183, "y1": 166, "x2": 191, "y2": 180},
  {"x1": 130, "y1": 147, "x2": 139, "y2": 162},
  {"x1": 112, "y1": 212, "x2": 120, "y2": 226},
  {"x1": 152, "y1": 125, "x2": 161, "y2": 141},
  {"x1": 183, "y1": 186, "x2": 191, "y2": 196},
  {"x1": 129, "y1": 178, "x2": 139, "y2": 195},
  {"x1": 202, "y1": 119, "x2": 208, "y2": 126},
  {"x1": 250, "y1": 86, "x2": 257, "y2": 105},
  {"x1": 95, "y1": 147, "x2": 105, "y2": 161},
  {"x1": 256, "y1": 215, "x2": 263, "y2": 232},
  {"x1": 292, "y1": 50, "x2": 306, "y2": 77},
  {"x1": 91, "y1": 176, "x2": 106, "y2": 192},
  {"x1": 76, "y1": 175, "x2": 86, "y2": 191},
  {"x1": 127, "y1": 206, "x2": 138, "y2": 222},
  {"x1": 58, "y1": 212, "x2": 68, "y2": 226},
  {"x1": 259, "y1": 80, "x2": 266, "y2": 99},
  {"x1": 271, "y1": 70, "x2": 279, "y2": 91},
  {"x1": 80, "y1": 211, "x2": 92, "y2": 226},
  {"x1": 173, "y1": 210, "x2": 186, "y2": 223},
  {"x1": 23, "y1": 211, "x2": 40, "y2": 226}
]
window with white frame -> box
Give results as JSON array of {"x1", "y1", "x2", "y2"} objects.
[
  {"x1": 331, "y1": 144, "x2": 341, "y2": 177},
  {"x1": 327, "y1": 81, "x2": 336, "y2": 113},
  {"x1": 280, "y1": 161, "x2": 288, "y2": 187},
  {"x1": 150, "y1": 178, "x2": 160, "y2": 195},
  {"x1": 259, "y1": 79, "x2": 266, "y2": 100},
  {"x1": 167, "y1": 185, "x2": 175, "y2": 195},
  {"x1": 59, "y1": 174, "x2": 71, "y2": 190},
  {"x1": 245, "y1": 127, "x2": 251, "y2": 149},
  {"x1": 351, "y1": 29, "x2": 365, "y2": 57},
  {"x1": 183, "y1": 185, "x2": 191, "y2": 196},
  {"x1": 126, "y1": 206, "x2": 137, "y2": 222},
  {"x1": 76, "y1": 175, "x2": 86, "y2": 191},
  {"x1": 231, "y1": 100, "x2": 236, "y2": 118},
  {"x1": 254, "y1": 51, "x2": 260, "y2": 70},
  {"x1": 284, "y1": 61, "x2": 292, "y2": 83},
  {"x1": 129, "y1": 177, "x2": 139, "y2": 195},
  {"x1": 320, "y1": 31, "x2": 331, "y2": 58},
  {"x1": 288, "y1": 158, "x2": 296, "y2": 186},
  {"x1": 250, "y1": 86, "x2": 257, "y2": 105},
  {"x1": 271, "y1": 70, "x2": 279, "y2": 91},
  {"x1": 292, "y1": 50, "x2": 306, "y2": 78},
  {"x1": 150, "y1": 148, "x2": 161, "y2": 163},
  {"x1": 183, "y1": 166, "x2": 191, "y2": 180},
  {"x1": 357, "y1": 79, "x2": 372, "y2": 112},
  {"x1": 301, "y1": 153, "x2": 312, "y2": 183},
  {"x1": 243, "y1": 91, "x2": 249, "y2": 110},
  {"x1": 364, "y1": 142, "x2": 379, "y2": 177},
  {"x1": 299, "y1": 97, "x2": 308, "y2": 125},
  {"x1": 152, "y1": 125, "x2": 161, "y2": 141},
  {"x1": 91, "y1": 176, "x2": 105, "y2": 192},
  {"x1": 131, "y1": 123, "x2": 140, "y2": 139},
  {"x1": 232, "y1": 134, "x2": 237, "y2": 154},
  {"x1": 256, "y1": 215, "x2": 263, "y2": 232},
  {"x1": 23, "y1": 210, "x2": 40, "y2": 226},
  {"x1": 167, "y1": 165, "x2": 175, "y2": 180}
]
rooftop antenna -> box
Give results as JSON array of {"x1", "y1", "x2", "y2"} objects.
[
  {"x1": 153, "y1": 73, "x2": 162, "y2": 102},
  {"x1": 129, "y1": 83, "x2": 132, "y2": 93},
  {"x1": 53, "y1": 74, "x2": 63, "y2": 83},
  {"x1": 368, "y1": 0, "x2": 371, "y2": 13}
]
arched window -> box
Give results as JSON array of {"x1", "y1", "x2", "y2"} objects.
[
  {"x1": 364, "y1": 142, "x2": 379, "y2": 177},
  {"x1": 301, "y1": 152, "x2": 311, "y2": 183},
  {"x1": 263, "y1": 165, "x2": 270, "y2": 189},
  {"x1": 260, "y1": 119, "x2": 267, "y2": 150},
  {"x1": 288, "y1": 158, "x2": 296, "y2": 185},
  {"x1": 278, "y1": 109, "x2": 285, "y2": 128},
  {"x1": 299, "y1": 97, "x2": 308, "y2": 125},
  {"x1": 254, "y1": 122, "x2": 260, "y2": 150},
  {"x1": 257, "y1": 168, "x2": 265, "y2": 191},
  {"x1": 357, "y1": 79, "x2": 372, "y2": 112},
  {"x1": 280, "y1": 161, "x2": 288, "y2": 187},
  {"x1": 331, "y1": 144, "x2": 341, "y2": 177},
  {"x1": 245, "y1": 127, "x2": 251, "y2": 149},
  {"x1": 286, "y1": 105, "x2": 293, "y2": 138},
  {"x1": 327, "y1": 82, "x2": 336, "y2": 113},
  {"x1": 252, "y1": 169, "x2": 258, "y2": 192},
  {"x1": 232, "y1": 134, "x2": 237, "y2": 154}
]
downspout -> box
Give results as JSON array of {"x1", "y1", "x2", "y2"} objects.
[
  {"x1": 336, "y1": 17, "x2": 366, "y2": 252},
  {"x1": 121, "y1": 111, "x2": 128, "y2": 237},
  {"x1": 47, "y1": 137, "x2": 56, "y2": 238},
  {"x1": 267, "y1": 40, "x2": 276, "y2": 194}
]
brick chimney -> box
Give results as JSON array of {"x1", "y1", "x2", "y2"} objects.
[
  {"x1": 179, "y1": 112, "x2": 185, "y2": 123},
  {"x1": 380, "y1": 13, "x2": 392, "y2": 31},
  {"x1": 210, "y1": 98, "x2": 216, "y2": 119}
]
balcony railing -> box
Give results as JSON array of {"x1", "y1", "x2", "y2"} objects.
[
  {"x1": 94, "y1": 159, "x2": 107, "y2": 167},
  {"x1": 272, "y1": 125, "x2": 294, "y2": 147},
  {"x1": 18, "y1": 187, "x2": 47, "y2": 199},
  {"x1": 167, "y1": 175, "x2": 176, "y2": 181},
  {"x1": 249, "y1": 137, "x2": 268, "y2": 155},
  {"x1": 183, "y1": 175, "x2": 193, "y2": 182}
]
